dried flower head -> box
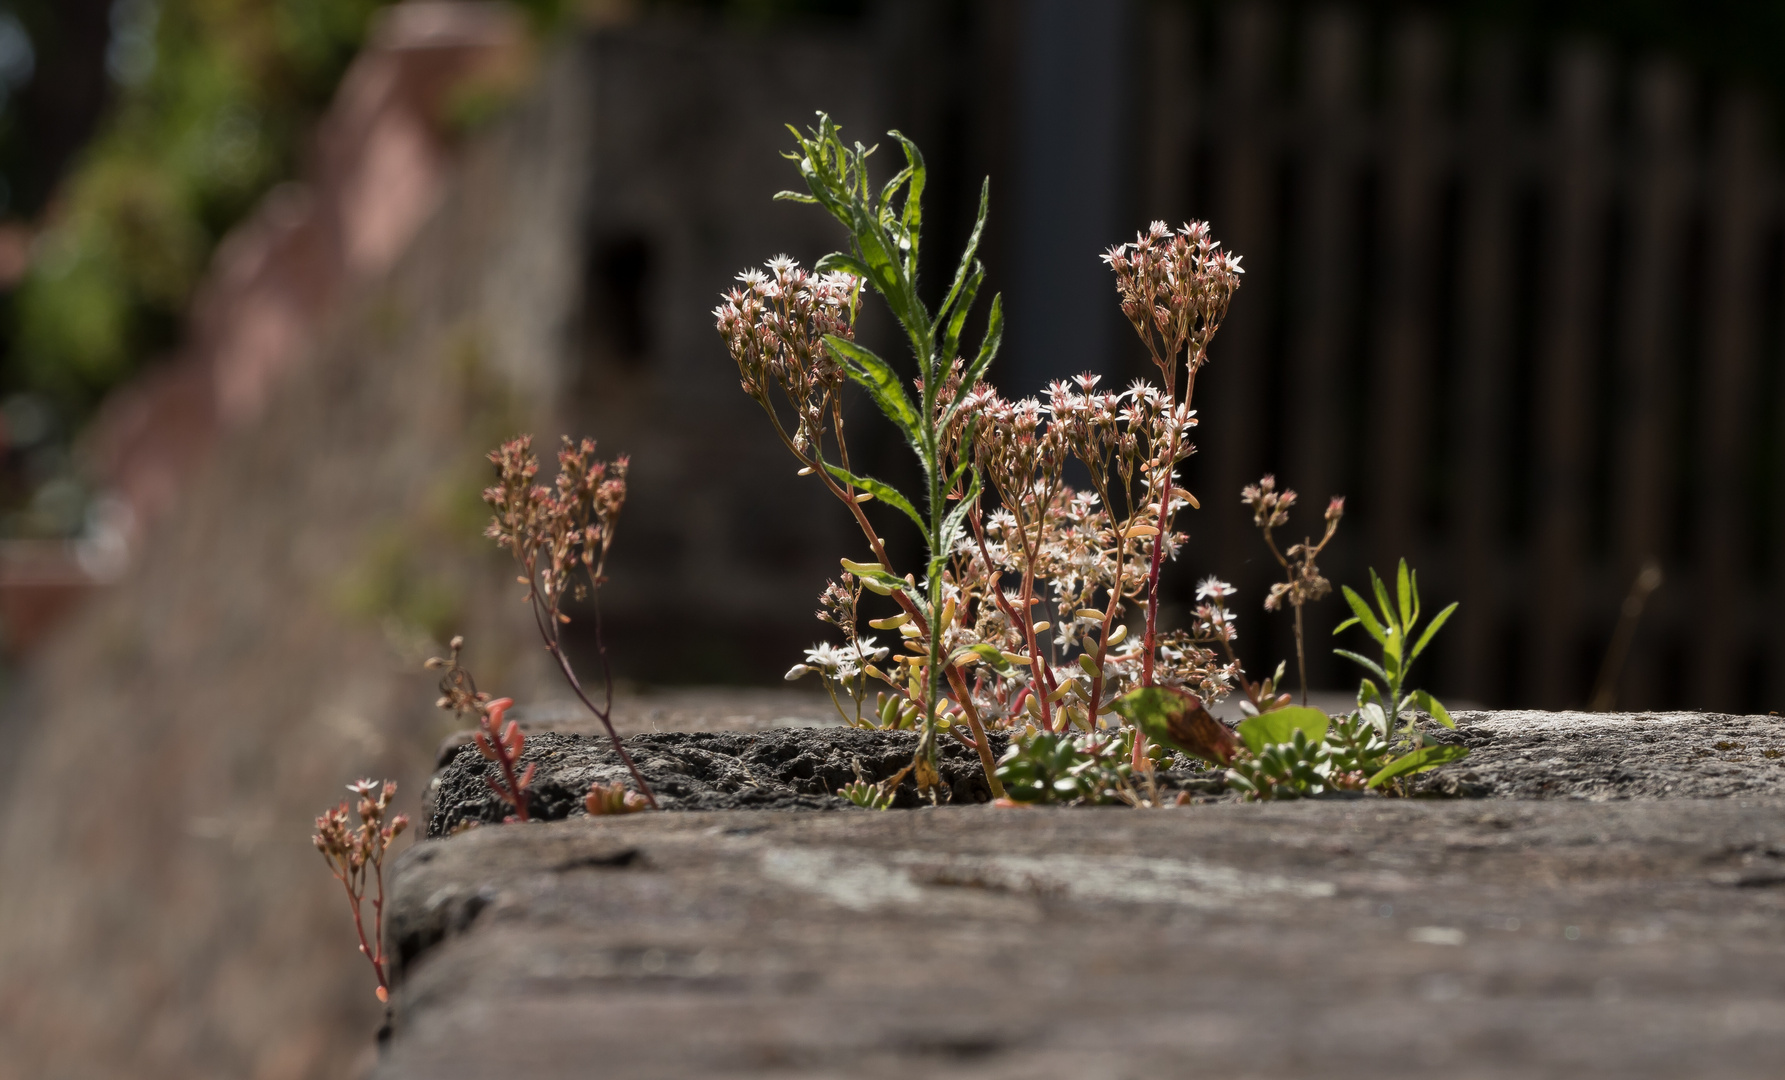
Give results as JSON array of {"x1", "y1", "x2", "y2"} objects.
[
  {"x1": 485, "y1": 435, "x2": 630, "y2": 611},
  {"x1": 479, "y1": 435, "x2": 657, "y2": 809}
]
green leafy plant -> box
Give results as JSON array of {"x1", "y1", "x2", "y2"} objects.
[
  {"x1": 993, "y1": 727, "x2": 1165, "y2": 806},
  {"x1": 839, "y1": 779, "x2": 896, "y2": 810},
  {"x1": 1334, "y1": 558, "x2": 1458, "y2": 743},
  {"x1": 1211, "y1": 555, "x2": 1469, "y2": 800},
  {"x1": 765, "y1": 113, "x2": 1005, "y2": 798}
]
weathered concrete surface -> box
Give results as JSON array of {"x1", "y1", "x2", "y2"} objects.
[
  {"x1": 1438, "y1": 711, "x2": 1785, "y2": 798},
  {"x1": 421, "y1": 709, "x2": 1785, "y2": 834},
  {"x1": 379, "y1": 799, "x2": 1785, "y2": 1078}
]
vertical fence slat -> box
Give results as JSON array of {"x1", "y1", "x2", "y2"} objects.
[
  {"x1": 1200, "y1": 1, "x2": 1278, "y2": 592},
  {"x1": 1454, "y1": 40, "x2": 1518, "y2": 704},
  {"x1": 1614, "y1": 62, "x2": 1693, "y2": 710},
  {"x1": 1694, "y1": 95, "x2": 1769, "y2": 710},
  {"x1": 1142, "y1": 1, "x2": 1195, "y2": 221},
  {"x1": 1133, "y1": 6, "x2": 1783, "y2": 707},
  {"x1": 1285, "y1": 8, "x2": 1361, "y2": 595},
  {"x1": 1532, "y1": 47, "x2": 1611, "y2": 706},
  {"x1": 1370, "y1": 20, "x2": 1445, "y2": 576}
]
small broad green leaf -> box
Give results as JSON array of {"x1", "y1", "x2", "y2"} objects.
[
  {"x1": 1409, "y1": 601, "x2": 1459, "y2": 664},
  {"x1": 1110, "y1": 686, "x2": 1238, "y2": 764},
  {"x1": 822, "y1": 463, "x2": 925, "y2": 532},
  {"x1": 1366, "y1": 744, "x2": 1470, "y2": 788},
  {"x1": 1237, "y1": 706, "x2": 1330, "y2": 754},
  {"x1": 958, "y1": 642, "x2": 1012, "y2": 672},
  {"x1": 1411, "y1": 689, "x2": 1454, "y2": 729},
  {"x1": 1358, "y1": 700, "x2": 1389, "y2": 739}
]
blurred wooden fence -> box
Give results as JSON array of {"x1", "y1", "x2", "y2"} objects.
[{"x1": 1134, "y1": 2, "x2": 1785, "y2": 712}]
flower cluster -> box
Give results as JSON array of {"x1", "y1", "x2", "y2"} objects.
[
  {"x1": 314, "y1": 779, "x2": 408, "y2": 1001},
  {"x1": 484, "y1": 435, "x2": 629, "y2": 610},
  {"x1": 722, "y1": 118, "x2": 1275, "y2": 799},
  {"x1": 714, "y1": 257, "x2": 860, "y2": 457},
  {"x1": 1242, "y1": 475, "x2": 1345, "y2": 703},
  {"x1": 482, "y1": 435, "x2": 656, "y2": 808},
  {"x1": 1102, "y1": 220, "x2": 1244, "y2": 390}
]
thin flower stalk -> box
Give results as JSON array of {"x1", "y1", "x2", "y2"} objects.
[
  {"x1": 1243, "y1": 475, "x2": 1344, "y2": 705},
  {"x1": 483, "y1": 435, "x2": 658, "y2": 808},
  {"x1": 314, "y1": 779, "x2": 408, "y2": 1002},
  {"x1": 1102, "y1": 222, "x2": 1242, "y2": 696}
]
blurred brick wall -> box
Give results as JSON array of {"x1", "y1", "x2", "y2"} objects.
[{"x1": 0, "y1": 16, "x2": 876, "y2": 1080}]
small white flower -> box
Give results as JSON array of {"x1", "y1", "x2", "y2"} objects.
[{"x1": 1196, "y1": 577, "x2": 1236, "y2": 601}]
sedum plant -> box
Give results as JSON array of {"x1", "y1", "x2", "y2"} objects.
[
  {"x1": 719, "y1": 113, "x2": 1467, "y2": 807},
  {"x1": 717, "y1": 114, "x2": 1243, "y2": 803}
]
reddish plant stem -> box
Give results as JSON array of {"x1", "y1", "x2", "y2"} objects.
[
  {"x1": 478, "y1": 704, "x2": 532, "y2": 822},
  {"x1": 527, "y1": 586, "x2": 659, "y2": 809},
  {"x1": 764, "y1": 402, "x2": 1007, "y2": 794},
  {"x1": 340, "y1": 872, "x2": 387, "y2": 996},
  {"x1": 1140, "y1": 364, "x2": 1200, "y2": 688}
]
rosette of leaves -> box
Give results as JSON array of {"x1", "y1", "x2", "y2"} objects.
[
  {"x1": 1224, "y1": 707, "x2": 1334, "y2": 800},
  {"x1": 838, "y1": 780, "x2": 896, "y2": 809},
  {"x1": 994, "y1": 730, "x2": 1142, "y2": 804}
]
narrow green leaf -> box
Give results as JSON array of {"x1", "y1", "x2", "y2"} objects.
[
  {"x1": 1411, "y1": 689, "x2": 1455, "y2": 729},
  {"x1": 892, "y1": 133, "x2": 925, "y2": 272},
  {"x1": 1340, "y1": 586, "x2": 1388, "y2": 646},
  {"x1": 1334, "y1": 648, "x2": 1390, "y2": 686},
  {"x1": 815, "y1": 251, "x2": 873, "y2": 280},
  {"x1": 1371, "y1": 569, "x2": 1398, "y2": 636},
  {"x1": 935, "y1": 179, "x2": 990, "y2": 331},
  {"x1": 1333, "y1": 615, "x2": 1360, "y2": 635},
  {"x1": 1409, "y1": 601, "x2": 1459, "y2": 664},
  {"x1": 1396, "y1": 558, "x2": 1414, "y2": 631},
  {"x1": 939, "y1": 471, "x2": 982, "y2": 556},
  {"x1": 821, "y1": 463, "x2": 925, "y2": 533},
  {"x1": 959, "y1": 292, "x2": 1003, "y2": 395},
  {"x1": 937, "y1": 263, "x2": 984, "y2": 367},
  {"x1": 1366, "y1": 744, "x2": 1470, "y2": 788},
  {"x1": 1237, "y1": 706, "x2": 1330, "y2": 755},
  {"x1": 824, "y1": 336, "x2": 922, "y2": 445},
  {"x1": 835, "y1": 183, "x2": 926, "y2": 345}
]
